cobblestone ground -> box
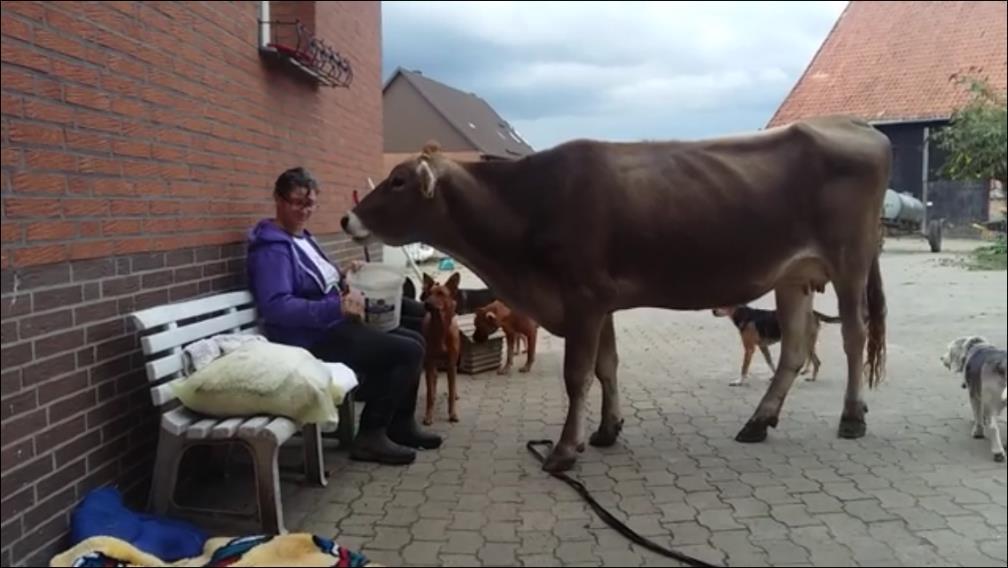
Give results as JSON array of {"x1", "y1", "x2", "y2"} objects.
[{"x1": 281, "y1": 238, "x2": 1006, "y2": 567}]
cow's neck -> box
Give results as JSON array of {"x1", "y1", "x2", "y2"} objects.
[{"x1": 424, "y1": 162, "x2": 527, "y2": 295}]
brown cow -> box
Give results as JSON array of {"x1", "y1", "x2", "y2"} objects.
[{"x1": 342, "y1": 115, "x2": 890, "y2": 473}]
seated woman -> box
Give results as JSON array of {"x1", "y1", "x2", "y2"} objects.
[{"x1": 246, "y1": 167, "x2": 441, "y2": 465}]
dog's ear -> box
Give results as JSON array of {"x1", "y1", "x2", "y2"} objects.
[
  {"x1": 422, "y1": 273, "x2": 434, "y2": 291},
  {"x1": 445, "y1": 272, "x2": 461, "y2": 294},
  {"x1": 964, "y1": 336, "x2": 987, "y2": 353},
  {"x1": 485, "y1": 311, "x2": 497, "y2": 324}
]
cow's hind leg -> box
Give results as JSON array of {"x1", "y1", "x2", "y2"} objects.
[
  {"x1": 835, "y1": 272, "x2": 870, "y2": 439},
  {"x1": 543, "y1": 313, "x2": 604, "y2": 472},
  {"x1": 736, "y1": 286, "x2": 813, "y2": 442},
  {"x1": 590, "y1": 313, "x2": 623, "y2": 447}
]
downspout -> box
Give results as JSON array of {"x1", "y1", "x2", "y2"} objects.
[
  {"x1": 259, "y1": 1, "x2": 270, "y2": 49},
  {"x1": 921, "y1": 125, "x2": 930, "y2": 233}
]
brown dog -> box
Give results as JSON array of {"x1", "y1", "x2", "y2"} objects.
[
  {"x1": 420, "y1": 272, "x2": 461, "y2": 424},
  {"x1": 473, "y1": 300, "x2": 539, "y2": 374}
]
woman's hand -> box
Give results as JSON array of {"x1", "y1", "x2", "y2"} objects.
[
  {"x1": 345, "y1": 259, "x2": 365, "y2": 274},
  {"x1": 341, "y1": 287, "x2": 366, "y2": 321}
]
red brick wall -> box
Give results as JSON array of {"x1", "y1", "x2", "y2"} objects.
[{"x1": 1, "y1": 2, "x2": 382, "y2": 564}]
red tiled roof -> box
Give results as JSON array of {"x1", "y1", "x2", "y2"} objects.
[{"x1": 767, "y1": 1, "x2": 1007, "y2": 128}]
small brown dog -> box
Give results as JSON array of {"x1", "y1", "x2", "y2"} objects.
[
  {"x1": 473, "y1": 300, "x2": 539, "y2": 374},
  {"x1": 420, "y1": 272, "x2": 461, "y2": 424}
]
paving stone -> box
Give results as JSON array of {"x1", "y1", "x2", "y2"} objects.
[
  {"x1": 697, "y1": 509, "x2": 743, "y2": 531},
  {"x1": 759, "y1": 539, "x2": 811, "y2": 564},
  {"x1": 482, "y1": 521, "x2": 520, "y2": 543},
  {"x1": 742, "y1": 516, "x2": 790, "y2": 541},
  {"x1": 442, "y1": 530, "x2": 484, "y2": 554},
  {"x1": 411, "y1": 519, "x2": 449, "y2": 541},
  {"x1": 555, "y1": 541, "x2": 598, "y2": 563},
  {"x1": 801, "y1": 493, "x2": 844, "y2": 513},
  {"x1": 664, "y1": 521, "x2": 711, "y2": 545},
  {"x1": 401, "y1": 541, "x2": 442, "y2": 564},
  {"x1": 478, "y1": 542, "x2": 518, "y2": 565},
  {"x1": 518, "y1": 554, "x2": 561, "y2": 566},
  {"x1": 771, "y1": 504, "x2": 822, "y2": 528},
  {"x1": 440, "y1": 554, "x2": 481, "y2": 566},
  {"x1": 366, "y1": 527, "x2": 411, "y2": 550},
  {"x1": 725, "y1": 497, "x2": 770, "y2": 518}
]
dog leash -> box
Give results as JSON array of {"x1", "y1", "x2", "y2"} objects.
[{"x1": 526, "y1": 440, "x2": 722, "y2": 568}]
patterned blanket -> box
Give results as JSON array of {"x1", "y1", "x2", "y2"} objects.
[{"x1": 50, "y1": 533, "x2": 378, "y2": 567}]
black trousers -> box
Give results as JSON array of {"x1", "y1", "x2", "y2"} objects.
[{"x1": 310, "y1": 298, "x2": 427, "y2": 430}]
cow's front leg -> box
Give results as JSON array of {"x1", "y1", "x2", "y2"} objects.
[
  {"x1": 590, "y1": 313, "x2": 623, "y2": 447},
  {"x1": 543, "y1": 312, "x2": 604, "y2": 472}
]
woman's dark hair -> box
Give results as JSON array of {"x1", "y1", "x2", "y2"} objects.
[{"x1": 274, "y1": 167, "x2": 319, "y2": 198}]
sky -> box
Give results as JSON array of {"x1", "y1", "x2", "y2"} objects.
[{"x1": 381, "y1": 0, "x2": 848, "y2": 151}]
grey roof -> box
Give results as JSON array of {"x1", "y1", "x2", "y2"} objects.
[{"x1": 385, "y1": 68, "x2": 535, "y2": 158}]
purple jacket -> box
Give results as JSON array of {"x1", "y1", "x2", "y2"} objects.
[{"x1": 246, "y1": 219, "x2": 345, "y2": 350}]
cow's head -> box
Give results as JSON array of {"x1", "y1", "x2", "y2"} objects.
[{"x1": 341, "y1": 141, "x2": 446, "y2": 246}]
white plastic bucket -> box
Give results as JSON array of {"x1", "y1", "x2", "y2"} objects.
[{"x1": 347, "y1": 263, "x2": 404, "y2": 332}]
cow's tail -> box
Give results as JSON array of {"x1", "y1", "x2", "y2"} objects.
[{"x1": 865, "y1": 252, "x2": 887, "y2": 389}]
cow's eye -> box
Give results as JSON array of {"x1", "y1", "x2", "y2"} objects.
[{"x1": 391, "y1": 176, "x2": 404, "y2": 190}]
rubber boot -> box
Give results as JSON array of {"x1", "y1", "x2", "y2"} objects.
[
  {"x1": 349, "y1": 427, "x2": 416, "y2": 465},
  {"x1": 388, "y1": 415, "x2": 443, "y2": 450}
]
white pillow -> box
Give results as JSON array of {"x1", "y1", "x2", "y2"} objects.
[{"x1": 172, "y1": 341, "x2": 343, "y2": 426}]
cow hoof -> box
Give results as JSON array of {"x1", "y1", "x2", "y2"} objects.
[
  {"x1": 589, "y1": 419, "x2": 623, "y2": 447},
  {"x1": 837, "y1": 417, "x2": 866, "y2": 439},
  {"x1": 576, "y1": 442, "x2": 586, "y2": 453},
  {"x1": 994, "y1": 453, "x2": 1005, "y2": 463},
  {"x1": 735, "y1": 419, "x2": 768, "y2": 443},
  {"x1": 542, "y1": 447, "x2": 577, "y2": 473}
]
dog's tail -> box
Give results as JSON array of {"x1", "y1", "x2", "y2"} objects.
[
  {"x1": 865, "y1": 252, "x2": 887, "y2": 389},
  {"x1": 997, "y1": 357, "x2": 1007, "y2": 403},
  {"x1": 814, "y1": 311, "x2": 842, "y2": 323}
]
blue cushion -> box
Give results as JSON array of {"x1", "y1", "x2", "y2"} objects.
[{"x1": 70, "y1": 487, "x2": 207, "y2": 562}]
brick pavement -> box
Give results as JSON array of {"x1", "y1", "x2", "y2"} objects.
[{"x1": 282, "y1": 239, "x2": 1006, "y2": 566}]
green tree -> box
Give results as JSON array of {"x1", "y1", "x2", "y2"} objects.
[{"x1": 932, "y1": 73, "x2": 1007, "y2": 186}]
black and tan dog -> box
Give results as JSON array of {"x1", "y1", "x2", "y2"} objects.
[{"x1": 713, "y1": 305, "x2": 841, "y2": 386}]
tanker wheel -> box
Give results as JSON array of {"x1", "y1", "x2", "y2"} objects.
[{"x1": 927, "y1": 220, "x2": 943, "y2": 253}]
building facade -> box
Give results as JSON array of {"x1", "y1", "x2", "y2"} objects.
[{"x1": 1, "y1": 2, "x2": 382, "y2": 564}]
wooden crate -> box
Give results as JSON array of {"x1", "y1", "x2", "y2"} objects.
[{"x1": 437, "y1": 314, "x2": 503, "y2": 374}]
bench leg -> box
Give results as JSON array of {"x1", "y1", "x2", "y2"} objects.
[
  {"x1": 249, "y1": 438, "x2": 285, "y2": 534},
  {"x1": 338, "y1": 392, "x2": 356, "y2": 448},
  {"x1": 149, "y1": 428, "x2": 186, "y2": 515},
  {"x1": 302, "y1": 423, "x2": 327, "y2": 487}
]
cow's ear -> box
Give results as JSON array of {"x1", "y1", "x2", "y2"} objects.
[{"x1": 416, "y1": 159, "x2": 437, "y2": 199}]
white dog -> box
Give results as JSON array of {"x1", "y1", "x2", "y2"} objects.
[{"x1": 941, "y1": 336, "x2": 1007, "y2": 462}]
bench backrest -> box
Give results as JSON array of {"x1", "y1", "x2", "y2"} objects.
[{"x1": 129, "y1": 291, "x2": 260, "y2": 409}]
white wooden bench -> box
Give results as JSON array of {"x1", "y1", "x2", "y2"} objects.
[{"x1": 129, "y1": 290, "x2": 356, "y2": 534}]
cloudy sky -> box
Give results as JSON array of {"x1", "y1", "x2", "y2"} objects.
[{"x1": 381, "y1": 1, "x2": 848, "y2": 150}]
